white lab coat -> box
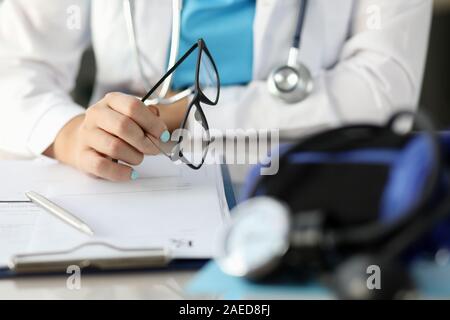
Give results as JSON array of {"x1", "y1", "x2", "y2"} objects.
[{"x1": 0, "y1": 0, "x2": 433, "y2": 157}]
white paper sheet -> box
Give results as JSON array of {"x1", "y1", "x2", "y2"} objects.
[
  {"x1": 0, "y1": 156, "x2": 228, "y2": 266},
  {"x1": 28, "y1": 182, "x2": 225, "y2": 259},
  {"x1": 0, "y1": 156, "x2": 183, "y2": 201},
  {"x1": 0, "y1": 202, "x2": 45, "y2": 266}
]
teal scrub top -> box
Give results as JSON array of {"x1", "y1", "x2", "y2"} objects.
[{"x1": 171, "y1": 0, "x2": 256, "y2": 90}]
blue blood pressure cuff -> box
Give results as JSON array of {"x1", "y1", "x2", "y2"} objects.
[{"x1": 241, "y1": 113, "x2": 450, "y2": 256}]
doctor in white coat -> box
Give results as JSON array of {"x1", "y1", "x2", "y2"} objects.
[{"x1": 0, "y1": 0, "x2": 432, "y2": 181}]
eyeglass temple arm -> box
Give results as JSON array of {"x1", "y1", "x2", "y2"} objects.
[{"x1": 141, "y1": 42, "x2": 199, "y2": 103}]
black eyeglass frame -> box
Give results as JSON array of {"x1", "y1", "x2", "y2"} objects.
[{"x1": 141, "y1": 39, "x2": 221, "y2": 170}]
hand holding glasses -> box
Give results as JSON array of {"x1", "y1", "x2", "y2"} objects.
[{"x1": 141, "y1": 39, "x2": 220, "y2": 170}]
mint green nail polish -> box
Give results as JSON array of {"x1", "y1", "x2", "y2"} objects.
[
  {"x1": 160, "y1": 130, "x2": 170, "y2": 143},
  {"x1": 131, "y1": 170, "x2": 139, "y2": 181}
]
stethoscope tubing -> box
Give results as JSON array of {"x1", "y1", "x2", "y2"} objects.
[
  {"x1": 293, "y1": 0, "x2": 308, "y2": 49},
  {"x1": 125, "y1": 0, "x2": 312, "y2": 105},
  {"x1": 123, "y1": 0, "x2": 182, "y2": 102}
]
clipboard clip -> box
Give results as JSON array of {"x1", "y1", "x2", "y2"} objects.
[{"x1": 9, "y1": 242, "x2": 172, "y2": 274}]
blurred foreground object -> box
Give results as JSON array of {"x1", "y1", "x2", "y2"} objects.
[{"x1": 217, "y1": 111, "x2": 450, "y2": 300}]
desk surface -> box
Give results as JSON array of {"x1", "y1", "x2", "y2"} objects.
[
  {"x1": 0, "y1": 149, "x2": 251, "y2": 299},
  {"x1": 0, "y1": 271, "x2": 197, "y2": 300}
]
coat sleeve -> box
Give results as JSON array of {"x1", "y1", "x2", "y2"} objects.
[
  {"x1": 0, "y1": 0, "x2": 90, "y2": 157},
  {"x1": 207, "y1": 0, "x2": 433, "y2": 137}
]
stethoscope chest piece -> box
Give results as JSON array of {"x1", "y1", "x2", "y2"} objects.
[
  {"x1": 267, "y1": 62, "x2": 313, "y2": 104},
  {"x1": 266, "y1": 0, "x2": 313, "y2": 104}
]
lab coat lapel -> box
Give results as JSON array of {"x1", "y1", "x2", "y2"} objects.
[{"x1": 253, "y1": 0, "x2": 278, "y2": 80}]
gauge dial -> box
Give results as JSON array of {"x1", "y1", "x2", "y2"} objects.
[{"x1": 217, "y1": 197, "x2": 291, "y2": 279}]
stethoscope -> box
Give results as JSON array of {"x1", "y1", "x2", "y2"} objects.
[
  {"x1": 124, "y1": 0, "x2": 191, "y2": 106},
  {"x1": 124, "y1": 0, "x2": 313, "y2": 106},
  {"x1": 267, "y1": 0, "x2": 313, "y2": 104}
]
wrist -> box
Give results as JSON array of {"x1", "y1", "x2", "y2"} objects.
[{"x1": 44, "y1": 114, "x2": 85, "y2": 164}]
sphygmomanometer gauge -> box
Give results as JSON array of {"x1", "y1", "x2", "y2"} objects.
[{"x1": 217, "y1": 197, "x2": 291, "y2": 279}]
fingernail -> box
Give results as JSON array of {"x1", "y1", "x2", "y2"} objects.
[
  {"x1": 131, "y1": 170, "x2": 139, "y2": 181},
  {"x1": 160, "y1": 130, "x2": 171, "y2": 143}
]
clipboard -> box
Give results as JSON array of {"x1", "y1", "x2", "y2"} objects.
[{"x1": 0, "y1": 164, "x2": 237, "y2": 278}]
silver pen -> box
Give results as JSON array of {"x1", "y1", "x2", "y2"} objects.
[{"x1": 25, "y1": 191, "x2": 94, "y2": 236}]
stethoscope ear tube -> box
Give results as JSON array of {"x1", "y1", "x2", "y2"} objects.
[
  {"x1": 123, "y1": 0, "x2": 151, "y2": 91},
  {"x1": 159, "y1": 0, "x2": 183, "y2": 99},
  {"x1": 124, "y1": 0, "x2": 182, "y2": 101}
]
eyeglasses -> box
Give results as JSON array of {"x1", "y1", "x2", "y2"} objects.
[{"x1": 141, "y1": 39, "x2": 220, "y2": 170}]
